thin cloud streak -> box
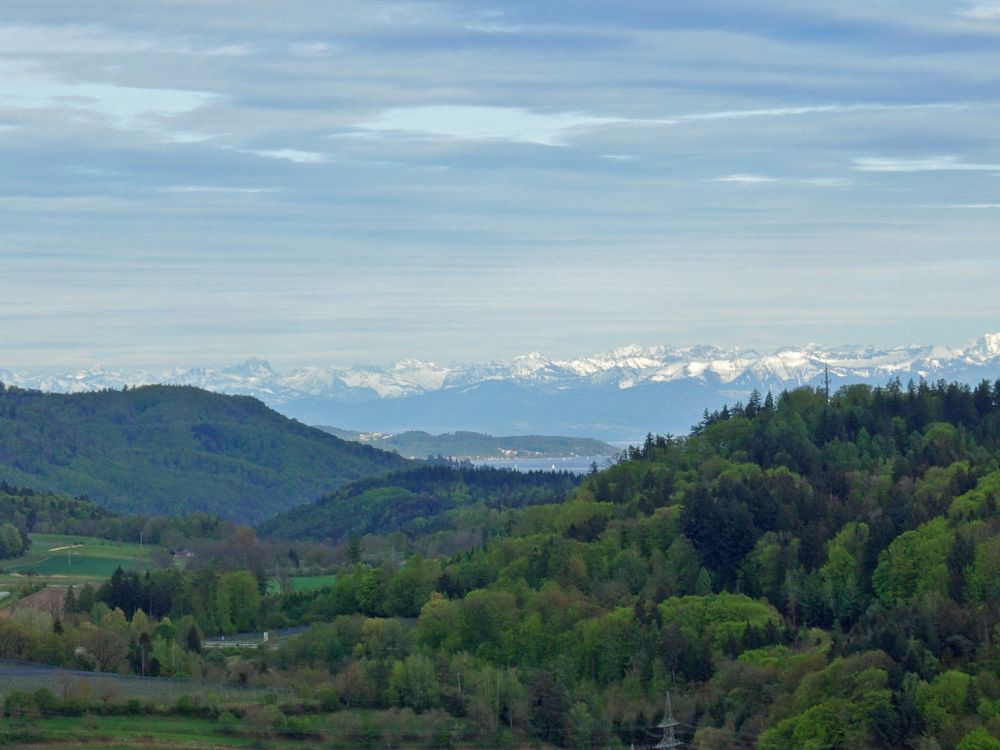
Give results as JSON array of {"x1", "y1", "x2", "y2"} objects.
[
  {"x1": 353, "y1": 101, "x2": 965, "y2": 148},
  {"x1": 356, "y1": 105, "x2": 627, "y2": 146},
  {"x1": 164, "y1": 186, "x2": 274, "y2": 194},
  {"x1": 712, "y1": 174, "x2": 777, "y2": 183},
  {"x1": 963, "y1": 4, "x2": 1000, "y2": 19},
  {"x1": 677, "y1": 102, "x2": 962, "y2": 122},
  {"x1": 854, "y1": 156, "x2": 1000, "y2": 172},
  {"x1": 244, "y1": 149, "x2": 330, "y2": 164},
  {"x1": 1, "y1": 2, "x2": 999, "y2": 367},
  {"x1": 0, "y1": 61, "x2": 217, "y2": 139},
  {"x1": 712, "y1": 174, "x2": 849, "y2": 187}
]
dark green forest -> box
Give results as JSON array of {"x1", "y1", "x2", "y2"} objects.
[
  {"x1": 6, "y1": 378, "x2": 1000, "y2": 750},
  {"x1": 0, "y1": 384, "x2": 409, "y2": 522},
  {"x1": 259, "y1": 464, "x2": 581, "y2": 543}
]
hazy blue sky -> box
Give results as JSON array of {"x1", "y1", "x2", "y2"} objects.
[{"x1": 2, "y1": 0, "x2": 999, "y2": 368}]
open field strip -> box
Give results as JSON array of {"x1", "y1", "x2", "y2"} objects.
[
  {"x1": 0, "y1": 660, "x2": 277, "y2": 704},
  {"x1": 0, "y1": 533, "x2": 157, "y2": 607},
  {"x1": 266, "y1": 573, "x2": 337, "y2": 594},
  {"x1": 3, "y1": 715, "x2": 264, "y2": 749},
  {"x1": 1, "y1": 710, "x2": 472, "y2": 750}
]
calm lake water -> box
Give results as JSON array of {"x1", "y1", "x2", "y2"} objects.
[{"x1": 472, "y1": 455, "x2": 619, "y2": 474}]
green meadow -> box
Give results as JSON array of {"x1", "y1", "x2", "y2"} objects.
[
  {"x1": 2, "y1": 715, "x2": 261, "y2": 750},
  {"x1": 0, "y1": 708, "x2": 468, "y2": 750},
  {"x1": 0, "y1": 668, "x2": 275, "y2": 706},
  {"x1": 0, "y1": 532, "x2": 155, "y2": 596},
  {"x1": 267, "y1": 573, "x2": 338, "y2": 594}
]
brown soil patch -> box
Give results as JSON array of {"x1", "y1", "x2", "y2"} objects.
[{"x1": 0, "y1": 586, "x2": 67, "y2": 619}]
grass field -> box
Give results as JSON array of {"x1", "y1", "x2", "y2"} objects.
[
  {"x1": 0, "y1": 663, "x2": 276, "y2": 705},
  {"x1": 0, "y1": 533, "x2": 156, "y2": 603},
  {"x1": 1, "y1": 715, "x2": 263, "y2": 749},
  {"x1": 0, "y1": 709, "x2": 470, "y2": 750}
]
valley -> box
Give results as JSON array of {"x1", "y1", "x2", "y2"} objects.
[
  {"x1": 3, "y1": 378, "x2": 1000, "y2": 748},
  {"x1": 4, "y1": 2, "x2": 996, "y2": 747}
]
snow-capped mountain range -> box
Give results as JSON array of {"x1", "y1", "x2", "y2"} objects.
[{"x1": 4, "y1": 333, "x2": 1000, "y2": 440}]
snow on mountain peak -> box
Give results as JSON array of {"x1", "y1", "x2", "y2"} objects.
[
  {"x1": 606, "y1": 344, "x2": 659, "y2": 359},
  {"x1": 389, "y1": 359, "x2": 451, "y2": 391},
  {"x1": 5, "y1": 332, "x2": 1000, "y2": 406},
  {"x1": 508, "y1": 352, "x2": 556, "y2": 379},
  {"x1": 222, "y1": 358, "x2": 274, "y2": 378},
  {"x1": 972, "y1": 332, "x2": 1000, "y2": 359}
]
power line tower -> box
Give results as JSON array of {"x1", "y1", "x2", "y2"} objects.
[
  {"x1": 824, "y1": 363, "x2": 831, "y2": 404},
  {"x1": 654, "y1": 692, "x2": 682, "y2": 750}
]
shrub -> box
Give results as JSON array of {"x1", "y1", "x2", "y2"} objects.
[
  {"x1": 4, "y1": 690, "x2": 40, "y2": 719},
  {"x1": 217, "y1": 710, "x2": 239, "y2": 734},
  {"x1": 277, "y1": 715, "x2": 320, "y2": 739},
  {"x1": 174, "y1": 694, "x2": 195, "y2": 715},
  {"x1": 317, "y1": 684, "x2": 340, "y2": 711},
  {"x1": 32, "y1": 688, "x2": 58, "y2": 713}
]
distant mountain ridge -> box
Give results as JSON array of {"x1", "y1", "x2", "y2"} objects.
[
  {"x1": 4, "y1": 333, "x2": 1000, "y2": 440},
  {"x1": 315, "y1": 428, "x2": 617, "y2": 460}
]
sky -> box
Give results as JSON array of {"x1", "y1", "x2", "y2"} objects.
[{"x1": 2, "y1": 0, "x2": 1000, "y2": 370}]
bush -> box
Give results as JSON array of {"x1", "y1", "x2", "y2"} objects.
[
  {"x1": 0, "y1": 722, "x2": 45, "y2": 746},
  {"x1": 60, "y1": 697, "x2": 88, "y2": 716},
  {"x1": 277, "y1": 715, "x2": 320, "y2": 739},
  {"x1": 242, "y1": 704, "x2": 285, "y2": 739},
  {"x1": 957, "y1": 728, "x2": 1000, "y2": 750},
  {"x1": 32, "y1": 688, "x2": 58, "y2": 713},
  {"x1": 217, "y1": 710, "x2": 239, "y2": 734},
  {"x1": 171, "y1": 693, "x2": 217, "y2": 719},
  {"x1": 317, "y1": 684, "x2": 340, "y2": 712},
  {"x1": 4, "y1": 690, "x2": 40, "y2": 719},
  {"x1": 174, "y1": 694, "x2": 195, "y2": 715}
]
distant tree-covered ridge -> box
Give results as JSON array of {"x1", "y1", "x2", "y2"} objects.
[
  {"x1": 0, "y1": 482, "x2": 222, "y2": 546},
  {"x1": 316, "y1": 427, "x2": 617, "y2": 459},
  {"x1": 0, "y1": 383, "x2": 409, "y2": 522},
  {"x1": 258, "y1": 464, "x2": 581, "y2": 543},
  {"x1": 0, "y1": 482, "x2": 111, "y2": 548}
]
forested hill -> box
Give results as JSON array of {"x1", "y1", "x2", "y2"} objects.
[
  {"x1": 0, "y1": 384, "x2": 409, "y2": 522},
  {"x1": 10, "y1": 380, "x2": 1000, "y2": 748},
  {"x1": 263, "y1": 377, "x2": 1000, "y2": 748},
  {"x1": 0, "y1": 482, "x2": 115, "y2": 542},
  {"x1": 548, "y1": 378, "x2": 1000, "y2": 748},
  {"x1": 258, "y1": 464, "x2": 581, "y2": 543}
]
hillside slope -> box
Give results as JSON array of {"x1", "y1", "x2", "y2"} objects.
[
  {"x1": 258, "y1": 464, "x2": 580, "y2": 543},
  {"x1": 0, "y1": 385, "x2": 409, "y2": 521}
]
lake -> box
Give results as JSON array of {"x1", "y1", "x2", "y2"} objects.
[{"x1": 471, "y1": 454, "x2": 619, "y2": 474}]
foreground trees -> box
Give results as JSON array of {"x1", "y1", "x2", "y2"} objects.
[
  {"x1": 0, "y1": 521, "x2": 26, "y2": 558},
  {"x1": 8, "y1": 379, "x2": 1000, "y2": 748}
]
